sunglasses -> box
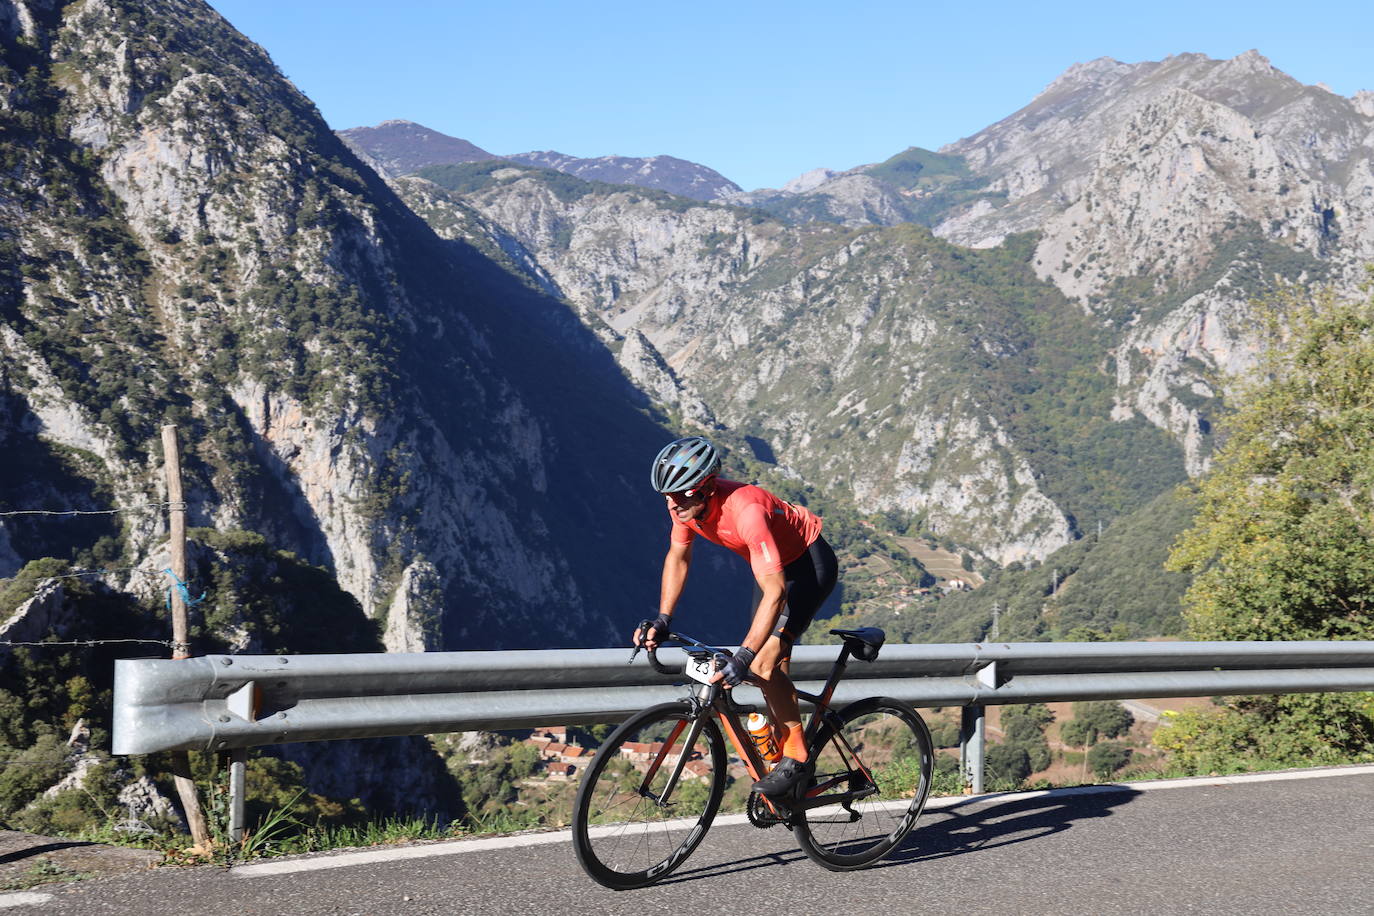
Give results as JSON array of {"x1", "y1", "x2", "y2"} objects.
[{"x1": 672, "y1": 479, "x2": 716, "y2": 500}]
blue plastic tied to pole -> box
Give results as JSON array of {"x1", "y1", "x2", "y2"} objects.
[{"x1": 163, "y1": 568, "x2": 206, "y2": 610}]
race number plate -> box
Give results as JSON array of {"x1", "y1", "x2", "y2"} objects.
[{"x1": 685, "y1": 654, "x2": 718, "y2": 685}]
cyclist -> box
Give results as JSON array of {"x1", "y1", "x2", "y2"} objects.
[{"x1": 636, "y1": 435, "x2": 838, "y2": 797}]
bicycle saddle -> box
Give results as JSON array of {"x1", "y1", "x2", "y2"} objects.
[{"x1": 830, "y1": 627, "x2": 885, "y2": 661}]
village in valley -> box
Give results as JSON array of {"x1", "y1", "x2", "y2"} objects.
[{"x1": 521, "y1": 726, "x2": 714, "y2": 783}]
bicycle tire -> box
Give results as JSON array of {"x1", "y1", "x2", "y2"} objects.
[
  {"x1": 791, "y1": 696, "x2": 933, "y2": 870},
  {"x1": 572, "y1": 701, "x2": 726, "y2": 889}
]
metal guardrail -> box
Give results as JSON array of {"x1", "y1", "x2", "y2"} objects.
[
  {"x1": 114, "y1": 640, "x2": 1374, "y2": 754},
  {"x1": 111, "y1": 640, "x2": 1374, "y2": 841}
]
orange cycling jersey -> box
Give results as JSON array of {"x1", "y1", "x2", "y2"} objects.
[{"x1": 669, "y1": 479, "x2": 823, "y2": 577}]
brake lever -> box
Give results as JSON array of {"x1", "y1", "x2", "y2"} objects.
[{"x1": 628, "y1": 619, "x2": 652, "y2": 664}]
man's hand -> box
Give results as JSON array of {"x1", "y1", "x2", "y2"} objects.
[
  {"x1": 632, "y1": 613, "x2": 673, "y2": 649},
  {"x1": 711, "y1": 646, "x2": 756, "y2": 688}
]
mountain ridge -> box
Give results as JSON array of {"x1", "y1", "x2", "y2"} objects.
[{"x1": 338, "y1": 119, "x2": 742, "y2": 201}]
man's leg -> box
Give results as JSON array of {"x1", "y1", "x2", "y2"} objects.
[{"x1": 751, "y1": 634, "x2": 806, "y2": 763}]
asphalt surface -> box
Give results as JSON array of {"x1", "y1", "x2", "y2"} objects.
[{"x1": 6, "y1": 770, "x2": 1374, "y2": 915}]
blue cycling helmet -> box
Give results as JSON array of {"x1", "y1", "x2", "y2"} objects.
[{"x1": 651, "y1": 436, "x2": 721, "y2": 494}]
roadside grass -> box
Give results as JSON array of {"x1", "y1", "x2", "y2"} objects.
[
  {"x1": 0, "y1": 859, "x2": 92, "y2": 891},
  {"x1": 70, "y1": 808, "x2": 552, "y2": 865}
]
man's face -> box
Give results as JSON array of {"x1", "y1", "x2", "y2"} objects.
[{"x1": 666, "y1": 484, "x2": 712, "y2": 523}]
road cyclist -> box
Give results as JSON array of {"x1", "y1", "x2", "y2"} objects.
[
  {"x1": 640, "y1": 435, "x2": 837, "y2": 799},
  {"x1": 569, "y1": 436, "x2": 934, "y2": 889}
]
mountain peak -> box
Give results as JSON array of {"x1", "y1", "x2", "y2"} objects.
[
  {"x1": 1217, "y1": 48, "x2": 1276, "y2": 77},
  {"x1": 336, "y1": 121, "x2": 497, "y2": 176},
  {"x1": 1038, "y1": 56, "x2": 1138, "y2": 97}
]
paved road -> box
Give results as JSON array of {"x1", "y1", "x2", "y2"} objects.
[{"x1": 6, "y1": 769, "x2": 1374, "y2": 915}]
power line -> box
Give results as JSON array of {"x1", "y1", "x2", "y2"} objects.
[
  {"x1": 1, "y1": 637, "x2": 177, "y2": 649},
  {"x1": 0, "y1": 501, "x2": 173, "y2": 518},
  {"x1": 14, "y1": 566, "x2": 161, "y2": 582},
  {"x1": 3, "y1": 568, "x2": 197, "y2": 655}
]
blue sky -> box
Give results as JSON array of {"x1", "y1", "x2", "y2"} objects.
[{"x1": 207, "y1": 0, "x2": 1371, "y2": 191}]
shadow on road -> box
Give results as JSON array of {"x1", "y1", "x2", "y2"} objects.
[
  {"x1": 0, "y1": 840, "x2": 96, "y2": 866},
  {"x1": 658, "y1": 787, "x2": 1143, "y2": 885},
  {"x1": 664, "y1": 845, "x2": 809, "y2": 885},
  {"x1": 881, "y1": 786, "x2": 1144, "y2": 867},
  {"x1": 648, "y1": 785, "x2": 1143, "y2": 884}
]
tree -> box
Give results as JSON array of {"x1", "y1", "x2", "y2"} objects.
[
  {"x1": 1162, "y1": 277, "x2": 1374, "y2": 769},
  {"x1": 1168, "y1": 280, "x2": 1374, "y2": 640},
  {"x1": 985, "y1": 744, "x2": 1032, "y2": 786},
  {"x1": 1060, "y1": 718, "x2": 1097, "y2": 748},
  {"x1": 1087, "y1": 741, "x2": 1131, "y2": 779},
  {"x1": 1000, "y1": 703, "x2": 1055, "y2": 773},
  {"x1": 1072, "y1": 701, "x2": 1133, "y2": 740}
]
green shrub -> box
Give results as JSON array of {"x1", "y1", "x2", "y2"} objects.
[
  {"x1": 0, "y1": 733, "x2": 70, "y2": 821},
  {"x1": 1087, "y1": 741, "x2": 1132, "y2": 779},
  {"x1": 985, "y1": 743, "x2": 1031, "y2": 785}
]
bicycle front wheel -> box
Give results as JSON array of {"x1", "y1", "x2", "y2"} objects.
[
  {"x1": 792, "y1": 696, "x2": 933, "y2": 870},
  {"x1": 572, "y1": 701, "x2": 726, "y2": 889}
]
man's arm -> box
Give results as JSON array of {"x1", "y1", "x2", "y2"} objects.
[
  {"x1": 660, "y1": 537, "x2": 693, "y2": 617},
  {"x1": 741, "y1": 569, "x2": 786, "y2": 655},
  {"x1": 711, "y1": 568, "x2": 786, "y2": 687}
]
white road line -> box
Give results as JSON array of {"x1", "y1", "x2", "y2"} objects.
[
  {"x1": 231, "y1": 764, "x2": 1374, "y2": 878},
  {"x1": 0, "y1": 892, "x2": 54, "y2": 909}
]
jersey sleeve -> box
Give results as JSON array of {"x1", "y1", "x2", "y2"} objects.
[{"x1": 735, "y1": 501, "x2": 785, "y2": 576}]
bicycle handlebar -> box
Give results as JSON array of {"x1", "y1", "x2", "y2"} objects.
[
  {"x1": 645, "y1": 643, "x2": 680, "y2": 676},
  {"x1": 631, "y1": 621, "x2": 735, "y2": 678}
]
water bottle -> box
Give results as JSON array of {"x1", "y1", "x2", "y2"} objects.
[{"x1": 746, "y1": 712, "x2": 782, "y2": 765}]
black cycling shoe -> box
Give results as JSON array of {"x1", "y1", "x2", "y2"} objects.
[{"x1": 752, "y1": 756, "x2": 808, "y2": 797}]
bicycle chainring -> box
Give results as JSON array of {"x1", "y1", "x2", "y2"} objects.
[{"x1": 746, "y1": 791, "x2": 786, "y2": 829}]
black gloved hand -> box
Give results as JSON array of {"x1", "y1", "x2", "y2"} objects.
[
  {"x1": 720, "y1": 646, "x2": 756, "y2": 687},
  {"x1": 645, "y1": 612, "x2": 673, "y2": 645}
]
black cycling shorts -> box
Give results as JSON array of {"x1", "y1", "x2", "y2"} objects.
[{"x1": 750, "y1": 535, "x2": 838, "y2": 644}]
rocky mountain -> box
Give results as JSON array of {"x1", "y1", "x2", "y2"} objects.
[
  {"x1": 385, "y1": 50, "x2": 1373, "y2": 577},
  {"x1": 504, "y1": 150, "x2": 741, "y2": 202},
  {"x1": 771, "y1": 56, "x2": 1372, "y2": 480},
  {"x1": 339, "y1": 120, "x2": 743, "y2": 202},
  {"x1": 5, "y1": 3, "x2": 1370, "y2": 652},
  {"x1": 0, "y1": 0, "x2": 751, "y2": 656},
  {"x1": 724, "y1": 147, "x2": 1003, "y2": 229},
  {"x1": 934, "y1": 51, "x2": 1374, "y2": 475},
  {"x1": 0, "y1": 0, "x2": 776, "y2": 829},
  {"x1": 403, "y1": 164, "x2": 1188, "y2": 565},
  {"x1": 336, "y1": 119, "x2": 498, "y2": 175}
]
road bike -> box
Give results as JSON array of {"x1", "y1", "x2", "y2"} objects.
[{"x1": 571, "y1": 626, "x2": 934, "y2": 889}]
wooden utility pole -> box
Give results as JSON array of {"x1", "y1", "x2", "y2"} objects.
[{"x1": 163, "y1": 425, "x2": 211, "y2": 849}]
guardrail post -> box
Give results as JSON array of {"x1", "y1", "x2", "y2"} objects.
[
  {"x1": 229, "y1": 748, "x2": 247, "y2": 843},
  {"x1": 960, "y1": 704, "x2": 985, "y2": 794}
]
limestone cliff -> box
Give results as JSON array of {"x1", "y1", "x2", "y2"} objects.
[
  {"x1": 0, "y1": 0, "x2": 684, "y2": 654},
  {"x1": 399, "y1": 170, "x2": 1103, "y2": 563}
]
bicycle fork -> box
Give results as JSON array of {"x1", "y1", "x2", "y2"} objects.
[{"x1": 637, "y1": 714, "x2": 704, "y2": 809}]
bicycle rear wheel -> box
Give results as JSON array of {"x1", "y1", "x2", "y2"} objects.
[
  {"x1": 572, "y1": 701, "x2": 726, "y2": 889},
  {"x1": 792, "y1": 696, "x2": 933, "y2": 870}
]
